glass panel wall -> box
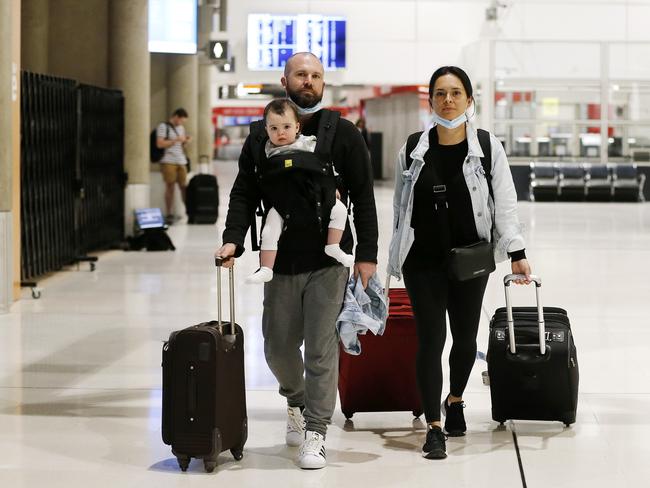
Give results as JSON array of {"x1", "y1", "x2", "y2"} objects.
[{"x1": 487, "y1": 40, "x2": 650, "y2": 163}]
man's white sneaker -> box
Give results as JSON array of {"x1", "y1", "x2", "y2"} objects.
[
  {"x1": 286, "y1": 406, "x2": 305, "y2": 447},
  {"x1": 298, "y1": 430, "x2": 326, "y2": 469}
]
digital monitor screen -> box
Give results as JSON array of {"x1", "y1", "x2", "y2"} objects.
[
  {"x1": 135, "y1": 208, "x2": 165, "y2": 229},
  {"x1": 149, "y1": 0, "x2": 198, "y2": 54},
  {"x1": 248, "y1": 14, "x2": 346, "y2": 71}
]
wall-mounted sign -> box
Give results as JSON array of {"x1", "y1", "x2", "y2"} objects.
[{"x1": 209, "y1": 40, "x2": 228, "y2": 60}]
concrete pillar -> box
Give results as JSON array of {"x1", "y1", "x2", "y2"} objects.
[
  {"x1": 0, "y1": 3, "x2": 13, "y2": 214},
  {"x1": 167, "y1": 54, "x2": 199, "y2": 170},
  {"x1": 0, "y1": 0, "x2": 13, "y2": 312},
  {"x1": 150, "y1": 54, "x2": 168, "y2": 128},
  {"x1": 109, "y1": 0, "x2": 150, "y2": 236},
  {"x1": 21, "y1": 0, "x2": 49, "y2": 73},
  {"x1": 197, "y1": 3, "x2": 214, "y2": 169},
  {"x1": 48, "y1": 0, "x2": 108, "y2": 87},
  {"x1": 1, "y1": 0, "x2": 20, "y2": 312},
  {"x1": 198, "y1": 63, "x2": 214, "y2": 166},
  {"x1": 149, "y1": 53, "x2": 168, "y2": 212}
]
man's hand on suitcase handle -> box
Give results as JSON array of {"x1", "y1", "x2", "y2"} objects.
[
  {"x1": 215, "y1": 243, "x2": 237, "y2": 268},
  {"x1": 511, "y1": 259, "x2": 532, "y2": 285}
]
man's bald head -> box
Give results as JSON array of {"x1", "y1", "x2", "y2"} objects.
[
  {"x1": 281, "y1": 52, "x2": 325, "y2": 111},
  {"x1": 284, "y1": 52, "x2": 323, "y2": 77}
]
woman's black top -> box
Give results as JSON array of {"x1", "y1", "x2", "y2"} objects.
[{"x1": 407, "y1": 128, "x2": 480, "y2": 268}]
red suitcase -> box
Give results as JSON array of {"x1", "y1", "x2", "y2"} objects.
[{"x1": 338, "y1": 287, "x2": 423, "y2": 419}]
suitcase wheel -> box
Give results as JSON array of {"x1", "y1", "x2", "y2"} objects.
[
  {"x1": 231, "y1": 448, "x2": 244, "y2": 461},
  {"x1": 412, "y1": 410, "x2": 423, "y2": 419},
  {"x1": 343, "y1": 411, "x2": 353, "y2": 420},
  {"x1": 177, "y1": 455, "x2": 190, "y2": 472},
  {"x1": 204, "y1": 459, "x2": 218, "y2": 473}
]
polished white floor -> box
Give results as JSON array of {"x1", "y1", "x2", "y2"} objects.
[{"x1": 1, "y1": 160, "x2": 649, "y2": 487}]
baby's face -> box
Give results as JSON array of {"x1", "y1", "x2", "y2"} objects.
[{"x1": 266, "y1": 111, "x2": 300, "y2": 146}]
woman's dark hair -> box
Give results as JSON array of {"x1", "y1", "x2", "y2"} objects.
[
  {"x1": 172, "y1": 108, "x2": 188, "y2": 118},
  {"x1": 264, "y1": 98, "x2": 300, "y2": 124},
  {"x1": 428, "y1": 66, "x2": 473, "y2": 100}
]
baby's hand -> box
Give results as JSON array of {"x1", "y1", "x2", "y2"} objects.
[{"x1": 335, "y1": 189, "x2": 341, "y2": 199}]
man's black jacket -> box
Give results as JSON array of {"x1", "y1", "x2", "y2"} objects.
[{"x1": 222, "y1": 110, "x2": 378, "y2": 275}]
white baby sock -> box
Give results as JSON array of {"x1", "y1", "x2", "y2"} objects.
[
  {"x1": 246, "y1": 266, "x2": 273, "y2": 284},
  {"x1": 324, "y1": 244, "x2": 355, "y2": 267}
]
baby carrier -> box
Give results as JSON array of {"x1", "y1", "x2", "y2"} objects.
[{"x1": 248, "y1": 109, "x2": 343, "y2": 253}]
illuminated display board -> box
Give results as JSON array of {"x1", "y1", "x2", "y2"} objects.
[
  {"x1": 149, "y1": 0, "x2": 198, "y2": 54},
  {"x1": 248, "y1": 14, "x2": 346, "y2": 71}
]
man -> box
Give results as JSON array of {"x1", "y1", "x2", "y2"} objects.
[
  {"x1": 156, "y1": 108, "x2": 192, "y2": 224},
  {"x1": 215, "y1": 52, "x2": 378, "y2": 469}
]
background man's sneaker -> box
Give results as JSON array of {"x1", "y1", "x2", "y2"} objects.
[
  {"x1": 298, "y1": 431, "x2": 326, "y2": 469},
  {"x1": 286, "y1": 406, "x2": 305, "y2": 447},
  {"x1": 422, "y1": 426, "x2": 447, "y2": 459}
]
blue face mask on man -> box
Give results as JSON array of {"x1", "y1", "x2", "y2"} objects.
[
  {"x1": 287, "y1": 92, "x2": 323, "y2": 115},
  {"x1": 294, "y1": 101, "x2": 323, "y2": 115}
]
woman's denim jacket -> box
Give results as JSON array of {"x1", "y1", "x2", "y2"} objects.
[{"x1": 387, "y1": 123, "x2": 525, "y2": 280}]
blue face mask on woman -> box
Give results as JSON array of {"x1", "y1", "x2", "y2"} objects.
[{"x1": 433, "y1": 112, "x2": 468, "y2": 129}]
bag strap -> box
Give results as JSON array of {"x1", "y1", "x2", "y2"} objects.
[
  {"x1": 405, "y1": 131, "x2": 423, "y2": 170},
  {"x1": 249, "y1": 119, "x2": 267, "y2": 174},
  {"x1": 248, "y1": 119, "x2": 269, "y2": 252},
  {"x1": 314, "y1": 109, "x2": 340, "y2": 156},
  {"x1": 163, "y1": 122, "x2": 177, "y2": 139},
  {"x1": 477, "y1": 128, "x2": 493, "y2": 203}
]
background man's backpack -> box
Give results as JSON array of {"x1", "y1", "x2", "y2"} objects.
[{"x1": 150, "y1": 123, "x2": 171, "y2": 163}]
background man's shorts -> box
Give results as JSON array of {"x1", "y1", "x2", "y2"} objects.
[{"x1": 160, "y1": 163, "x2": 188, "y2": 186}]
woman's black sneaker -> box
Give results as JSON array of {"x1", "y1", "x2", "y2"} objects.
[
  {"x1": 442, "y1": 395, "x2": 467, "y2": 437},
  {"x1": 422, "y1": 426, "x2": 447, "y2": 459}
]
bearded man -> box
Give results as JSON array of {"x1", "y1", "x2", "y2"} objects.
[{"x1": 216, "y1": 52, "x2": 378, "y2": 469}]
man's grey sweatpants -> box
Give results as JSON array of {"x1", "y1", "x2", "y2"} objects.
[{"x1": 262, "y1": 265, "x2": 349, "y2": 437}]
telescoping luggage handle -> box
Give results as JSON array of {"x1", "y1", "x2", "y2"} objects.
[
  {"x1": 504, "y1": 274, "x2": 545, "y2": 355},
  {"x1": 214, "y1": 257, "x2": 236, "y2": 336}
]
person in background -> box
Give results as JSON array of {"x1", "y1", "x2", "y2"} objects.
[
  {"x1": 157, "y1": 108, "x2": 191, "y2": 224},
  {"x1": 387, "y1": 66, "x2": 532, "y2": 460},
  {"x1": 355, "y1": 117, "x2": 370, "y2": 149}
]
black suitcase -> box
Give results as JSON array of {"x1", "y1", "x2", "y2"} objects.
[
  {"x1": 162, "y1": 259, "x2": 247, "y2": 472},
  {"x1": 487, "y1": 274, "x2": 579, "y2": 427},
  {"x1": 186, "y1": 173, "x2": 219, "y2": 224}
]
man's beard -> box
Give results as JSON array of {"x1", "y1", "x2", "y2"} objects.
[{"x1": 286, "y1": 86, "x2": 322, "y2": 109}]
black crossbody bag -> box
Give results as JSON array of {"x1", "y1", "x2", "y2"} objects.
[{"x1": 406, "y1": 129, "x2": 495, "y2": 281}]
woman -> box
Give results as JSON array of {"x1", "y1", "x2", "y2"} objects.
[{"x1": 387, "y1": 66, "x2": 532, "y2": 460}]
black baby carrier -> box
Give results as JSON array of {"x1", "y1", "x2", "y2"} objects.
[{"x1": 248, "y1": 109, "x2": 342, "y2": 253}]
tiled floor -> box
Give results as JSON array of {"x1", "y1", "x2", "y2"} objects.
[{"x1": 1, "y1": 160, "x2": 649, "y2": 487}]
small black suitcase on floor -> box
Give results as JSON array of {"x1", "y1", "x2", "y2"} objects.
[
  {"x1": 186, "y1": 173, "x2": 219, "y2": 224},
  {"x1": 162, "y1": 259, "x2": 247, "y2": 472},
  {"x1": 487, "y1": 274, "x2": 579, "y2": 427}
]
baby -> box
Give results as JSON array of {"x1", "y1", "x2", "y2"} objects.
[{"x1": 246, "y1": 99, "x2": 354, "y2": 284}]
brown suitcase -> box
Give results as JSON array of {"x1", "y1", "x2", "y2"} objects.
[{"x1": 161, "y1": 259, "x2": 247, "y2": 472}]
